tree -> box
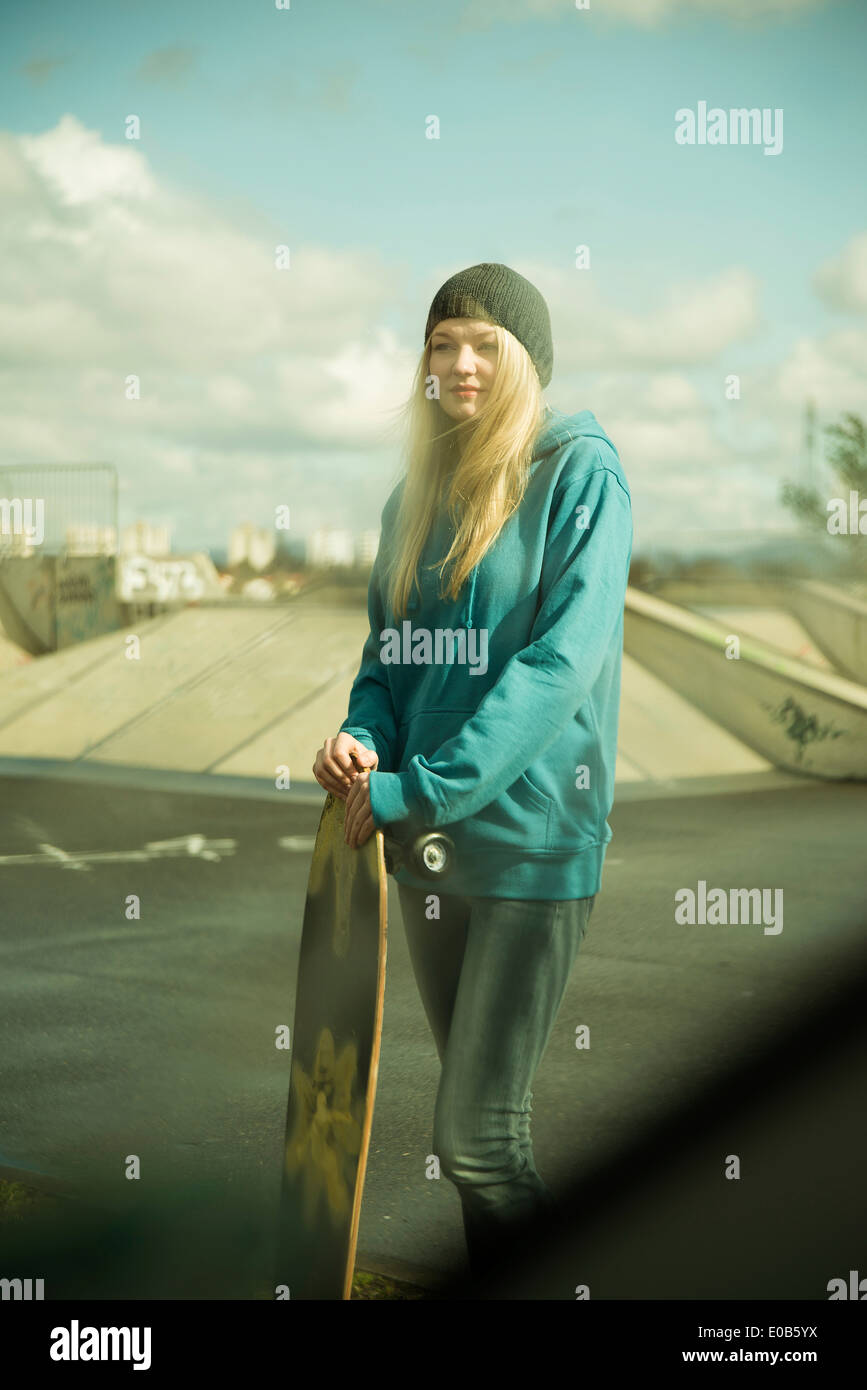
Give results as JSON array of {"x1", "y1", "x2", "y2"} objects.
[{"x1": 781, "y1": 412, "x2": 867, "y2": 565}]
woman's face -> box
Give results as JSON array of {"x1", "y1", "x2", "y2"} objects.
[{"x1": 428, "y1": 318, "x2": 499, "y2": 423}]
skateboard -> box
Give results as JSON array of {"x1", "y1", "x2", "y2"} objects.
[{"x1": 275, "y1": 766, "x2": 454, "y2": 1300}]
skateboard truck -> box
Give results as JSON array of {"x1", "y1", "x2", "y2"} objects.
[
  {"x1": 348, "y1": 750, "x2": 454, "y2": 881},
  {"x1": 381, "y1": 826, "x2": 454, "y2": 881}
]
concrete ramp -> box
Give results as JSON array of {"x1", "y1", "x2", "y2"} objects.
[
  {"x1": 785, "y1": 580, "x2": 867, "y2": 686},
  {"x1": 624, "y1": 587, "x2": 867, "y2": 779},
  {"x1": 615, "y1": 654, "x2": 771, "y2": 784},
  {"x1": 648, "y1": 577, "x2": 867, "y2": 685},
  {"x1": 692, "y1": 606, "x2": 832, "y2": 673},
  {"x1": 0, "y1": 624, "x2": 31, "y2": 674},
  {"x1": 0, "y1": 593, "x2": 780, "y2": 792},
  {"x1": 0, "y1": 603, "x2": 368, "y2": 784}
]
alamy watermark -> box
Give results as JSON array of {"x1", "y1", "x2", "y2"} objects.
[
  {"x1": 827, "y1": 491, "x2": 866, "y2": 534},
  {"x1": 379, "y1": 622, "x2": 488, "y2": 675},
  {"x1": 1, "y1": 1276, "x2": 44, "y2": 1299},
  {"x1": 0, "y1": 497, "x2": 45, "y2": 546},
  {"x1": 49, "y1": 1321, "x2": 151, "y2": 1370},
  {"x1": 675, "y1": 880, "x2": 783, "y2": 935},
  {"x1": 675, "y1": 102, "x2": 783, "y2": 156}
]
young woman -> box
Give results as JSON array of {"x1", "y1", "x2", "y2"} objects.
[{"x1": 312, "y1": 262, "x2": 633, "y2": 1281}]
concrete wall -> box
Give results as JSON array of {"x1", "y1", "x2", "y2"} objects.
[{"x1": 624, "y1": 587, "x2": 867, "y2": 779}]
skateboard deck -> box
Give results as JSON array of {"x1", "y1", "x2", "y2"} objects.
[{"x1": 275, "y1": 789, "x2": 387, "y2": 1301}]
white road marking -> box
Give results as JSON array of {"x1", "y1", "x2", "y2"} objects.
[
  {"x1": 277, "y1": 836, "x2": 317, "y2": 852},
  {"x1": 0, "y1": 835, "x2": 236, "y2": 870}
]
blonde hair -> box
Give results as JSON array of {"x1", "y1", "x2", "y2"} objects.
[{"x1": 383, "y1": 322, "x2": 545, "y2": 620}]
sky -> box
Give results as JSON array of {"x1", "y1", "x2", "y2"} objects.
[{"x1": 1, "y1": 0, "x2": 866, "y2": 554}]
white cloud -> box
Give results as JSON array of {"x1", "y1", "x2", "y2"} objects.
[
  {"x1": 0, "y1": 115, "x2": 415, "y2": 546},
  {"x1": 528, "y1": 262, "x2": 762, "y2": 370},
  {"x1": 458, "y1": 0, "x2": 829, "y2": 30},
  {"x1": 2, "y1": 115, "x2": 864, "y2": 550},
  {"x1": 812, "y1": 232, "x2": 867, "y2": 314},
  {"x1": 771, "y1": 330, "x2": 867, "y2": 411},
  {"x1": 20, "y1": 114, "x2": 157, "y2": 205},
  {"x1": 552, "y1": 308, "x2": 867, "y2": 537},
  {"x1": 641, "y1": 373, "x2": 706, "y2": 414},
  {"x1": 0, "y1": 116, "x2": 404, "y2": 384}
]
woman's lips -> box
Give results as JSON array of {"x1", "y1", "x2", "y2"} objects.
[{"x1": 453, "y1": 387, "x2": 479, "y2": 394}]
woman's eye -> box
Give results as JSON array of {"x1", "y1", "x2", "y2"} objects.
[{"x1": 432, "y1": 343, "x2": 497, "y2": 351}]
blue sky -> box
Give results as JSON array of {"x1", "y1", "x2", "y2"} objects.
[{"x1": 1, "y1": 0, "x2": 866, "y2": 552}]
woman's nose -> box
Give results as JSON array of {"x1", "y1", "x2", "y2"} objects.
[{"x1": 455, "y1": 347, "x2": 476, "y2": 374}]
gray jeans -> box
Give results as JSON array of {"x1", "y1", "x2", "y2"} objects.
[{"x1": 396, "y1": 883, "x2": 595, "y2": 1279}]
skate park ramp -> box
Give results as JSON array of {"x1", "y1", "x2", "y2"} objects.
[
  {"x1": 652, "y1": 575, "x2": 867, "y2": 685},
  {"x1": 0, "y1": 625, "x2": 31, "y2": 674},
  {"x1": 624, "y1": 587, "x2": 867, "y2": 780},
  {"x1": 0, "y1": 580, "x2": 864, "y2": 790}
]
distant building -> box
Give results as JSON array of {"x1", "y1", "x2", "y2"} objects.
[
  {"x1": 242, "y1": 576, "x2": 275, "y2": 601},
  {"x1": 307, "y1": 527, "x2": 356, "y2": 568},
  {"x1": 64, "y1": 522, "x2": 117, "y2": 556},
  {"x1": 229, "y1": 522, "x2": 276, "y2": 572},
  {"x1": 276, "y1": 533, "x2": 307, "y2": 566},
  {"x1": 122, "y1": 521, "x2": 171, "y2": 556},
  {"x1": 357, "y1": 529, "x2": 380, "y2": 567}
]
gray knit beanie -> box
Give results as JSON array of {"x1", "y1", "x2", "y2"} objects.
[{"x1": 424, "y1": 262, "x2": 553, "y2": 388}]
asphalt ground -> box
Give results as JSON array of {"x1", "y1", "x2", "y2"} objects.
[{"x1": 0, "y1": 771, "x2": 865, "y2": 1294}]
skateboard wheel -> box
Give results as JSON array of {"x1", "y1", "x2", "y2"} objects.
[{"x1": 409, "y1": 832, "x2": 453, "y2": 880}]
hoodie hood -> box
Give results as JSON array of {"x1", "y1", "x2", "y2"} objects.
[
  {"x1": 448, "y1": 408, "x2": 616, "y2": 630},
  {"x1": 533, "y1": 405, "x2": 616, "y2": 460}
]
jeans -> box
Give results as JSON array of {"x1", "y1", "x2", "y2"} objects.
[{"x1": 396, "y1": 883, "x2": 595, "y2": 1280}]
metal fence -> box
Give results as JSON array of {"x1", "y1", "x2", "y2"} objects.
[{"x1": 0, "y1": 463, "x2": 118, "y2": 556}]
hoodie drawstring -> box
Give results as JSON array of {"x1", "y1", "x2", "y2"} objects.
[{"x1": 460, "y1": 566, "x2": 477, "y2": 630}]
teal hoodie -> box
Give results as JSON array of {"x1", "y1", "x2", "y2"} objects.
[{"x1": 338, "y1": 406, "x2": 633, "y2": 899}]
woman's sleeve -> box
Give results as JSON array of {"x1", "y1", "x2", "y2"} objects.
[
  {"x1": 336, "y1": 501, "x2": 400, "y2": 772},
  {"x1": 367, "y1": 459, "x2": 632, "y2": 829}
]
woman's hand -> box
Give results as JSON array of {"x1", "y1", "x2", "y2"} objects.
[
  {"x1": 344, "y1": 768, "x2": 375, "y2": 848},
  {"x1": 312, "y1": 733, "x2": 378, "y2": 799}
]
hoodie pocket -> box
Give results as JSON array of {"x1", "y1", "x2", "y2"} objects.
[
  {"x1": 521, "y1": 764, "x2": 601, "y2": 853},
  {"x1": 517, "y1": 770, "x2": 552, "y2": 819},
  {"x1": 456, "y1": 768, "x2": 552, "y2": 854}
]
